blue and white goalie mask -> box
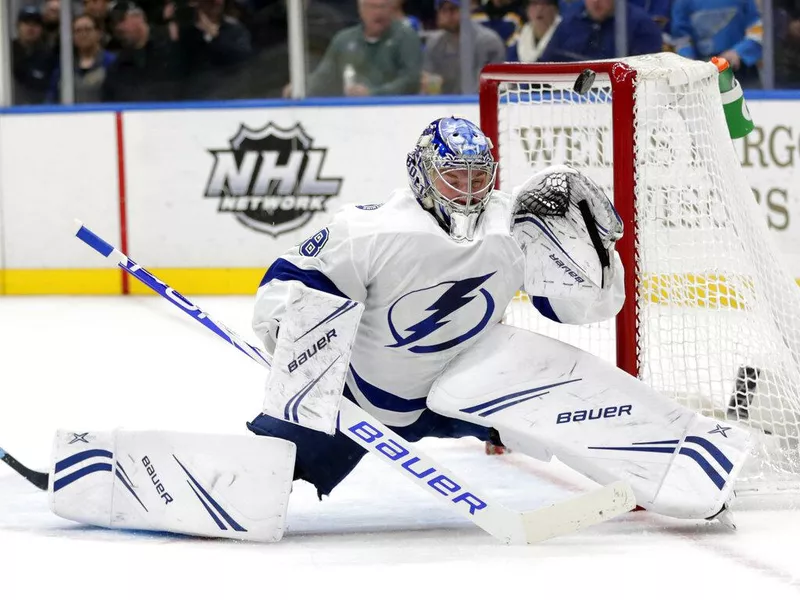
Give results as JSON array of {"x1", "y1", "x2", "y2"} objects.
[{"x1": 407, "y1": 117, "x2": 498, "y2": 242}]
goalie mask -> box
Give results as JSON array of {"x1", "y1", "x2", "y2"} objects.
[{"x1": 407, "y1": 117, "x2": 497, "y2": 242}]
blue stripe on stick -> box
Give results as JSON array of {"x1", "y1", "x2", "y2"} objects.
[
  {"x1": 55, "y1": 449, "x2": 113, "y2": 473},
  {"x1": 75, "y1": 225, "x2": 115, "y2": 258},
  {"x1": 173, "y1": 455, "x2": 246, "y2": 532},
  {"x1": 53, "y1": 463, "x2": 112, "y2": 491},
  {"x1": 111, "y1": 255, "x2": 272, "y2": 369}
]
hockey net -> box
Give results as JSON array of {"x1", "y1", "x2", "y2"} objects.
[{"x1": 481, "y1": 53, "x2": 800, "y2": 492}]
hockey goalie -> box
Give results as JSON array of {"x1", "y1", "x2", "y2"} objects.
[
  {"x1": 46, "y1": 116, "x2": 750, "y2": 543},
  {"x1": 249, "y1": 116, "x2": 749, "y2": 519}
]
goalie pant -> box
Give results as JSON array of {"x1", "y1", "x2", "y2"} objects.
[
  {"x1": 248, "y1": 398, "x2": 492, "y2": 499},
  {"x1": 49, "y1": 430, "x2": 296, "y2": 541}
]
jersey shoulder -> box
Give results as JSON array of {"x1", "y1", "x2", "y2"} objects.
[{"x1": 335, "y1": 188, "x2": 444, "y2": 239}]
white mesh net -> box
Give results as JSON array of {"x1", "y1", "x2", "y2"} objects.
[{"x1": 489, "y1": 53, "x2": 800, "y2": 492}]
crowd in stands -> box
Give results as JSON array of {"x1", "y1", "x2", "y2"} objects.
[{"x1": 9, "y1": 0, "x2": 798, "y2": 104}]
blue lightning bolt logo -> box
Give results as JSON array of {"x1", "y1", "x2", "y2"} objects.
[{"x1": 386, "y1": 272, "x2": 496, "y2": 354}]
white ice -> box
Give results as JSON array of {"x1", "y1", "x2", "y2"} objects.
[{"x1": 1, "y1": 296, "x2": 799, "y2": 599}]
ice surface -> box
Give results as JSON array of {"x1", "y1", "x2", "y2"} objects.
[{"x1": 1, "y1": 296, "x2": 799, "y2": 599}]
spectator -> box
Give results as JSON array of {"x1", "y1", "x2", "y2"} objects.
[
  {"x1": 472, "y1": 0, "x2": 524, "y2": 44},
  {"x1": 102, "y1": 1, "x2": 183, "y2": 101},
  {"x1": 84, "y1": 0, "x2": 114, "y2": 46},
  {"x1": 671, "y1": 0, "x2": 763, "y2": 87},
  {"x1": 285, "y1": 0, "x2": 422, "y2": 97},
  {"x1": 226, "y1": 0, "x2": 354, "y2": 99},
  {"x1": 392, "y1": 0, "x2": 423, "y2": 31},
  {"x1": 48, "y1": 14, "x2": 116, "y2": 103},
  {"x1": 41, "y1": 0, "x2": 62, "y2": 50},
  {"x1": 423, "y1": 0, "x2": 506, "y2": 94},
  {"x1": 405, "y1": 0, "x2": 438, "y2": 26},
  {"x1": 12, "y1": 6, "x2": 55, "y2": 105},
  {"x1": 117, "y1": 0, "x2": 168, "y2": 23},
  {"x1": 507, "y1": 0, "x2": 561, "y2": 61},
  {"x1": 169, "y1": 0, "x2": 253, "y2": 99},
  {"x1": 775, "y1": 0, "x2": 800, "y2": 87},
  {"x1": 84, "y1": 0, "x2": 110, "y2": 22},
  {"x1": 630, "y1": 0, "x2": 670, "y2": 31},
  {"x1": 539, "y1": 0, "x2": 662, "y2": 61}
]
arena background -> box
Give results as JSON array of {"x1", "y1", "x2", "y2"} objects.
[{"x1": 0, "y1": 91, "x2": 798, "y2": 295}]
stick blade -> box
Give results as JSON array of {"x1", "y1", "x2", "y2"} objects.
[
  {"x1": 520, "y1": 480, "x2": 635, "y2": 544},
  {"x1": 1, "y1": 449, "x2": 50, "y2": 491}
]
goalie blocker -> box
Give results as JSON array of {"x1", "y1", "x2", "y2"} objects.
[
  {"x1": 49, "y1": 429, "x2": 295, "y2": 541},
  {"x1": 262, "y1": 281, "x2": 364, "y2": 435}
]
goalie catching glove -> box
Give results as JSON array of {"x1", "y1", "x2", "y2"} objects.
[{"x1": 512, "y1": 165, "x2": 623, "y2": 300}]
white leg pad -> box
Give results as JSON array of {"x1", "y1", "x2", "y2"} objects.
[
  {"x1": 49, "y1": 430, "x2": 296, "y2": 542},
  {"x1": 428, "y1": 324, "x2": 752, "y2": 521}
]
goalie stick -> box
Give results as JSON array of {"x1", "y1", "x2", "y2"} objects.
[
  {"x1": 0, "y1": 447, "x2": 48, "y2": 490},
  {"x1": 63, "y1": 220, "x2": 636, "y2": 544}
]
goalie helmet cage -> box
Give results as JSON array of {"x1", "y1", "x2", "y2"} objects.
[{"x1": 480, "y1": 53, "x2": 800, "y2": 493}]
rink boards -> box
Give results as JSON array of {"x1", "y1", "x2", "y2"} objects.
[{"x1": 0, "y1": 94, "x2": 798, "y2": 294}]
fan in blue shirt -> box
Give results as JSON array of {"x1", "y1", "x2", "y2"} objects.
[
  {"x1": 671, "y1": 0, "x2": 762, "y2": 85},
  {"x1": 539, "y1": 0, "x2": 663, "y2": 62}
]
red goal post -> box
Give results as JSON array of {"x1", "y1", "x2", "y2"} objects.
[{"x1": 479, "y1": 60, "x2": 640, "y2": 378}]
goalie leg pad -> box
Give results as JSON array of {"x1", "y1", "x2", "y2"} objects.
[
  {"x1": 427, "y1": 324, "x2": 752, "y2": 520},
  {"x1": 49, "y1": 429, "x2": 296, "y2": 542}
]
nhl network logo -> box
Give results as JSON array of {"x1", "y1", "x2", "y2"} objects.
[{"x1": 204, "y1": 122, "x2": 343, "y2": 236}]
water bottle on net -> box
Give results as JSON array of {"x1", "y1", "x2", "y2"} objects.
[{"x1": 711, "y1": 56, "x2": 755, "y2": 139}]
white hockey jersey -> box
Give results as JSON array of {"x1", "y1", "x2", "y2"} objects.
[{"x1": 254, "y1": 188, "x2": 623, "y2": 427}]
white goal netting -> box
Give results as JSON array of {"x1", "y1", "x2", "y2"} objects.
[{"x1": 484, "y1": 53, "x2": 800, "y2": 491}]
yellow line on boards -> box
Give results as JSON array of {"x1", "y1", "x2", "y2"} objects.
[
  {"x1": 0, "y1": 268, "x2": 265, "y2": 296},
  {"x1": 127, "y1": 268, "x2": 264, "y2": 295},
  {"x1": 4, "y1": 269, "x2": 122, "y2": 295}
]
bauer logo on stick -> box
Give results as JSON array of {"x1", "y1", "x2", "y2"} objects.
[{"x1": 205, "y1": 122, "x2": 343, "y2": 237}]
